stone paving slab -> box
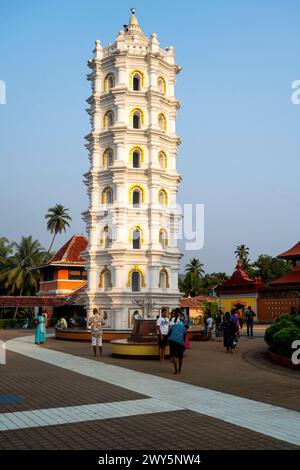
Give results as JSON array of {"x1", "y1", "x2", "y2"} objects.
[
  {"x1": 0, "y1": 410, "x2": 298, "y2": 450},
  {"x1": 0, "y1": 351, "x2": 146, "y2": 414}
]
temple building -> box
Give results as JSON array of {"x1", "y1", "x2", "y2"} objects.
[
  {"x1": 37, "y1": 234, "x2": 88, "y2": 296},
  {"x1": 258, "y1": 241, "x2": 300, "y2": 319},
  {"x1": 217, "y1": 260, "x2": 266, "y2": 319},
  {"x1": 82, "y1": 10, "x2": 182, "y2": 330}
]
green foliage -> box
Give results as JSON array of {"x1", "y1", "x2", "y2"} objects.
[
  {"x1": 265, "y1": 315, "x2": 300, "y2": 358},
  {"x1": 179, "y1": 272, "x2": 203, "y2": 297},
  {"x1": 0, "y1": 320, "x2": 5, "y2": 329},
  {"x1": 200, "y1": 272, "x2": 228, "y2": 289},
  {"x1": 45, "y1": 204, "x2": 72, "y2": 253},
  {"x1": 252, "y1": 255, "x2": 291, "y2": 285},
  {"x1": 185, "y1": 258, "x2": 205, "y2": 277},
  {"x1": 235, "y1": 244, "x2": 250, "y2": 269},
  {"x1": 271, "y1": 327, "x2": 300, "y2": 357}
]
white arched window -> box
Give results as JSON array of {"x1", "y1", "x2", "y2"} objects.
[
  {"x1": 159, "y1": 271, "x2": 167, "y2": 289},
  {"x1": 158, "y1": 113, "x2": 166, "y2": 131},
  {"x1": 157, "y1": 76, "x2": 166, "y2": 95},
  {"x1": 132, "y1": 271, "x2": 141, "y2": 292},
  {"x1": 104, "y1": 110, "x2": 114, "y2": 129},
  {"x1": 132, "y1": 228, "x2": 141, "y2": 249},
  {"x1": 159, "y1": 189, "x2": 168, "y2": 206},
  {"x1": 104, "y1": 73, "x2": 115, "y2": 92},
  {"x1": 104, "y1": 271, "x2": 111, "y2": 290},
  {"x1": 159, "y1": 229, "x2": 167, "y2": 249},
  {"x1": 158, "y1": 151, "x2": 167, "y2": 169},
  {"x1": 104, "y1": 227, "x2": 112, "y2": 248},
  {"x1": 133, "y1": 110, "x2": 141, "y2": 129},
  {"x1": 106, "y1": 149, "x2": 114, "y2": 168}
]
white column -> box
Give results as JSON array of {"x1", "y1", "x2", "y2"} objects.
[{"x1": 117, "y1": 68, "x2": 126, "y2": 86}]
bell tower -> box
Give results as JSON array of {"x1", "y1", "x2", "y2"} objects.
[{"x1": 83, "y1": 10, "x2": 182, "y2": 329}]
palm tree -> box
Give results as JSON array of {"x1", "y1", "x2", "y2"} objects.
[
  {"x1": 185, "y1": 258, "x2": 205, "y2": 277},
  {"x1": 0, "y1": 237, "x2": 13, "y2": 267},
  {"x1": 235, "y1": 244, "x2": 250, "y2": 266},
  {"x1": 45, "y1": 204, "x2": 72, "y2": 253},
  {"x1": 0, "y1": 236, "x2": 46, "y2": 318}
]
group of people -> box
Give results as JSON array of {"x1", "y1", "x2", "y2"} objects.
[
  {"x1": 156, "y1": 307, "x2": 190, "y2": 374},
  {"x1": 204, "y1": 306, "x2": 256, "y2": 353}
]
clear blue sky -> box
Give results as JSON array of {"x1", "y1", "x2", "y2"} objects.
[{"x1": 0, "y1": 0, "x2": 299, "y2": 274}]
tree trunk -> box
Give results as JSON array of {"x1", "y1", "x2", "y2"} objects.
[
  {"x1": 13, "y1": 286, "x2": 23, "y2": 320},
  {"x1": 47, "y1": 232, "x2": 57, "y2": 254}
]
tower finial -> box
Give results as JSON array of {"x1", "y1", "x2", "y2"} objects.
[{"x1": 130, "y1": 7, "x2": 136, "y2": 15}]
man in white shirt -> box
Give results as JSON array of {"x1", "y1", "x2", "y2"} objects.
[
  {"x1": 156, "y1": 308, "x2": 170, "y2": 362},
  {"x1": 206, "y1": 313, "x2": 213, "y2": 340}
]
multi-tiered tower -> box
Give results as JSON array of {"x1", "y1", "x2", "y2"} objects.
[{"x1": 83, "y1": 10, "x2": 182, "y2": 330}]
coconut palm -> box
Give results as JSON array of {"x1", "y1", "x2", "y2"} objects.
[
  {"x1": 0, "y1": 237, "x2": 13, "y2": 267},
  {"x1": 235, "y1": 244, "x2": 250, "y2": 267},
  {"x1": 0, "y1": 236, "x2": 46, "y2": 318},
  {"x1": 185, "y1": 258, "x2": 205, "y2": 277},
  {"x1": 45, "y1": 204, "x2": 72, "y2": 253}
]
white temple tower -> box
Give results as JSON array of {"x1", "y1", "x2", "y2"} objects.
[{"x1": 83, "y1": 10, "x2": 182, "y2": 331}]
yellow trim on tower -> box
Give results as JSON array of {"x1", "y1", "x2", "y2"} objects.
[
  {"x1": 129, "y1": 145, "x2": 144, "y2": 163},
  {"x1": 158, "y1": 113, "x2": 167, "y2": 131},
  {"x1": 130, "y1": 107, "x2": 145, "y2": 125},
  {"x1": 102, "y1": 147, "x2": 113, "y2": 167},
  {"x1": 158, "y1": 150, "x2": 168, "y2": 169},
  {"x1": 128, "y1": 225, "x2": 145, "y2": 244},
  {"x1": 103, "y1": 110, "x2": 114, "y2": 128},
  {"x1": 159, "y1": 228, "x2": 168, "y2": 248},
  {"x1": 127, "y1": 265, "x2": 146, "y2": 288},
  {"x1": 129, "y1": 184, "x2": 145, "y2": 203},
  {"x1": 158, "y1": 267, "x2": 169, "y2": 288},
  {"x1": 158, "y1": 188, "x2": 168, "y2": 205},
  {"x1": 101, "y1": 186, "x2": 113, "y2": 204},
  {"x1": 104, "y1": 73, "x2": 115, "y2": 92},
  {"x1": 157, "y1": 76, "x2": 166, "y2": 95},
  {"x1": 129, "y1": 69, "x2": 145, "y2": 87},
  {"x1": 99, "y1": 265, "x2": 112, "y2": 288}
]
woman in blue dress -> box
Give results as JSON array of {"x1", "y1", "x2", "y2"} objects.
[{"x1": 35, "y1": 312, "x2": 47, "y2": 345}]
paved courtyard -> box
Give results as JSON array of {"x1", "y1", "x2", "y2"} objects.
[{"x1": 0, "y1": 328, "x2": 300, "y2": 450}]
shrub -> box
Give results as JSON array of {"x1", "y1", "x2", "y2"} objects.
[
  {"x1": 264, "y1": 316, "x2": 295, "y2": 345},
  {"x1": 0, "y1": 320, "x2": 5, "y2": 329},
  {"x1": 8, "y1": 319, "x2": 17, "y2": 328},
  {"x1": 271, "y1": 326, "x2": 300, "y2": 358}
]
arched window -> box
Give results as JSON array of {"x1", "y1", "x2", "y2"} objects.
[
  {"x1": 102, "y1": 187, "x2": 113, "y2": 205},
  {"x1": 158, "y1": 189, "x2": 168, "y2": 206},
  {"x1": 133, "y1": 113, "x2": 140, "y2": 129},
  {"x1": 103, "y1": 148, "x2": 114, "y2": 168},
  {"x1": 129, "y1": 184, "x2": 145, "y2": 205},
  {"x1": 158, "y1": 151, "x2": 167, "y2": 169},
  {"x1": 130, "y1": 69, "x2": 144, "y2": 90},
  {"x1": 99, "y1": 266, "x2": 112, "y2": 289},
  {"x1": 132, "y1": 271, "x2": 141, "y2": 292},
  {"x1": 129, "y1": 145, "x2": 144, "y2": 166},
  {"x1": 158, "y1": 113, "x2": 167, "y2": 131},
  {"x1": 133, "y1": 73, "x2": 141, "y2": 91},
  {"x1": 132, "y1": 228, "x2": 141, "y2": 249},
  {"x1": 127, "y1": 265, "x2": 146, "y2": 290},
  {"x1": 130, "y1": 107, "x2": 144, "y2": 129},
  {"x1": 159, "y1": 228, "x2": 168, "y2": 248},
  {"x1": 157, "y1": 76, "x2": 166, "y2": 95},
  {"x1": 132, "y1": 150, "x2": 141, "y2": 168},
  {"x1": 133, "y1": 188, "x2": 141, "y2": 206},
  {"x1": 104, "y1": 73, "x2": 115, "y2": 92},
  {"x1": 101, "y1": 226, "x2": 112, "y2": 248},
  {"x1": 103, "y1": 110, "x2": 114, "y2": 129},
  {"x1": 159, "y1": 268, "x2": 169, "y2": 289}
]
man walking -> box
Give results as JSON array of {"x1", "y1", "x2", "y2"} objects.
[
  {"x1": 156, "y1": 308, "x2": 170, "y2": 362},
  {"x1": 88, "y1": 308, "x2": 105, "y2": 357},
  {"x1": 245, "y1": 306, "x2": 256, "y2": 337}
]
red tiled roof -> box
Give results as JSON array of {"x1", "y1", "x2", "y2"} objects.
[
  {"x1": 270, "y1": 270, "x2": 300, "y2": 287},
  {"x1": 0, "y1": 296, "x2": 66, "y2": 307},
  {"x1": 48, "y1": 234, "x2": 88, "y2": 266},
  {"x1": 217, "y1": 260, "x2": 266, "y2": 295},
  {"x1": 278, "y1": 241, "x2": 300, "y2": 260}
]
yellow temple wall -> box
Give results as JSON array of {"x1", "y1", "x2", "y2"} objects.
[{"x1": 219, "y1": 296, "x2": 257, "y2": 315}]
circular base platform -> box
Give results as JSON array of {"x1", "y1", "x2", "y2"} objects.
[
  {"x1": 111, "y1": 338, "x2": 169, "y2": 358},
  {"x1": 55, "y1": 329, "x2": 131, "y2": 342}
]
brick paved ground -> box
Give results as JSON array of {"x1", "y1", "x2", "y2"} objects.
[
  {"x1": 0, "y1": 329, "x2": 299, "y2": 450},
  {"x1": 0, "y1": 410, "x2": 298, "y2": 450},
  {"x1": 44, "y1": 335, "x2": 300, "y2": 412}
]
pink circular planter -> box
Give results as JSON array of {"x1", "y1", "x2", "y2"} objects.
[{"x1": 267, "y1": 349, "x2": 300, "y2": 370}]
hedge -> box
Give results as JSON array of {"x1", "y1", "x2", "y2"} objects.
[{"x1": 265, "y1": 315, "x2": 300, "y2": 358}]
